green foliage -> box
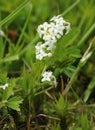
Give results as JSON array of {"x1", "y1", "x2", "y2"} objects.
[
  {"x1": 54, "y1": 94, "x2": 68, "y2": 118},
  {"x1": 0, "y1": 73, "x2": 7, "y2": 83},
  {"x1": 84, "y1": 76, "x2": 95, "y2": 102},
  {"x1": 0, "y1": 0, "x2": 95, "y2": 129},
  {"x1": 51, "y1": 122, "x2": 61, "y2": 130},
  {"x1": 74, "y1": 114, "x2": 92, "y2": 130},
  {"x1": 7, "y1": 96, "x2": 23, "y2": 111},
  {"x1": 21, "y1": 61, "x2": 46, "y2": 96},
  {"x1": 80, "y1": 114, "x2": 92, "y2": 130},
  {"x1": 2, "y1": 85, "x2": 13, "y2": 100},
  {"x1": 45, "y1": 28, "x2": 81, "y2": 78}
]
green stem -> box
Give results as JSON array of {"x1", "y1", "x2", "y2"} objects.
[
  {"x1": 27, "y1": 95, "x2": 31, "y2": 130},
  {"x1": 16, "y1": 5, "x2": 32, "y2": 47},
  {"x1": 84, "y1": 76, "x2": 95, "y2": 103},
  {"x1": 63, "y1": 65, "x2": 80, "y2": 96},
  {"x1": 35, "y1": 86, "x2": 53, "y2": 96},
  {"x1": 0, "y1": 0, "x2": 31, "y2": 27},
  {"x1": 78, "y1": 23, "x2": 95, "y2": 47},
  {"x1": 61, "y1": 0, "x2": 80, "y2": 16}
]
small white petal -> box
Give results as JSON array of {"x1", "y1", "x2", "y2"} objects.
[
  {"x1": 41, "y1": 71, "x2": 57, "y2": 87},
  {"x1": 0, "y1": 83, "x2": 8, "y2": 90}
]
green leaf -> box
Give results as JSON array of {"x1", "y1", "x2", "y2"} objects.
[
  {"x1": 84, "y1": 76, "x2": 95, "y2": 102},
  {"x1": 2, "y1": 86, "x2": 13, "y2": 100},
  {"x1": 0, "y1": 73, "x2": 7, "y2": 84},
  {"x1": 80, "y1": 114, "x2": 92, "y2": 130},
  {"x1": 54, "y1": 94, "x2": 68, "y2": 117},
  {"x1": 51, "y1": 122, "x2": 61, "y2": 130},
  {"x1": 0, "y1": 55, "x2": 19, "y2": 63},
  {"x1": 7, "y1": 96, "x2": 23, "y2": 111},
  {"x1": 63, "y1": 65, "x2": 76, "y2": 77}
]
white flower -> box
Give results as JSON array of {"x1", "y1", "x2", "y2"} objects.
[
  {"x1": 41, "y1": 71, "x2": 57, "y2": 87},
  {"x1": 50, "y1": 15, "x2": 62, "y2": 22},
  {"x1": 44, "y1": 41, "x2": 56, "y2": 50},
  {"x1": 50, "y1": 15, "x2": 70, "y2": 35},
  {"x1": 37, "y1": 22, "x2": 51, "y2": 38},
  {"x1": 37, "y1": 15, "x2": 70, "y2": 42},
  {"x1": 64, "y1": 22, "x2": 71, "y2": 34},
  {"x1": 35, "y1": 44, "x2": 47, "y2": 60},
  {"x1": 0, "y1": 83, "x2": 8, "y2": 90},
  {"x1": 35, "y1": 42, "x2": 52, "y2": 60},
  {"x1": 50, "y1": 15, "x2": 66, "y2": 26},
  {"x1": 41, "y1": 71, "x2": 53, "y2": 82}
]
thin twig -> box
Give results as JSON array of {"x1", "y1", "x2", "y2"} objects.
[{"x1": 36, "y1": 114, "x2": 60, "y2": 121}]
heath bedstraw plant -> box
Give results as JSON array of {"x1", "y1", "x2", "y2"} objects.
[
  {"x1": 2, "y1": 0, "x2": 95, "y2": 129},
  {"x1": 36, "y1": 15, "x2": 71, "y2": 89}
]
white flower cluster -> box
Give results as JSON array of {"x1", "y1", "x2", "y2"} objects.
[
  {"x1": 41, "y1": 71, "x2": 57, "y2": 87},
  {"x1": 35, "y1": 15, "x2": 70, "y2": 60},
  {"x1": 0, "y1": 83, "x2": 8, "y2": 90}
]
